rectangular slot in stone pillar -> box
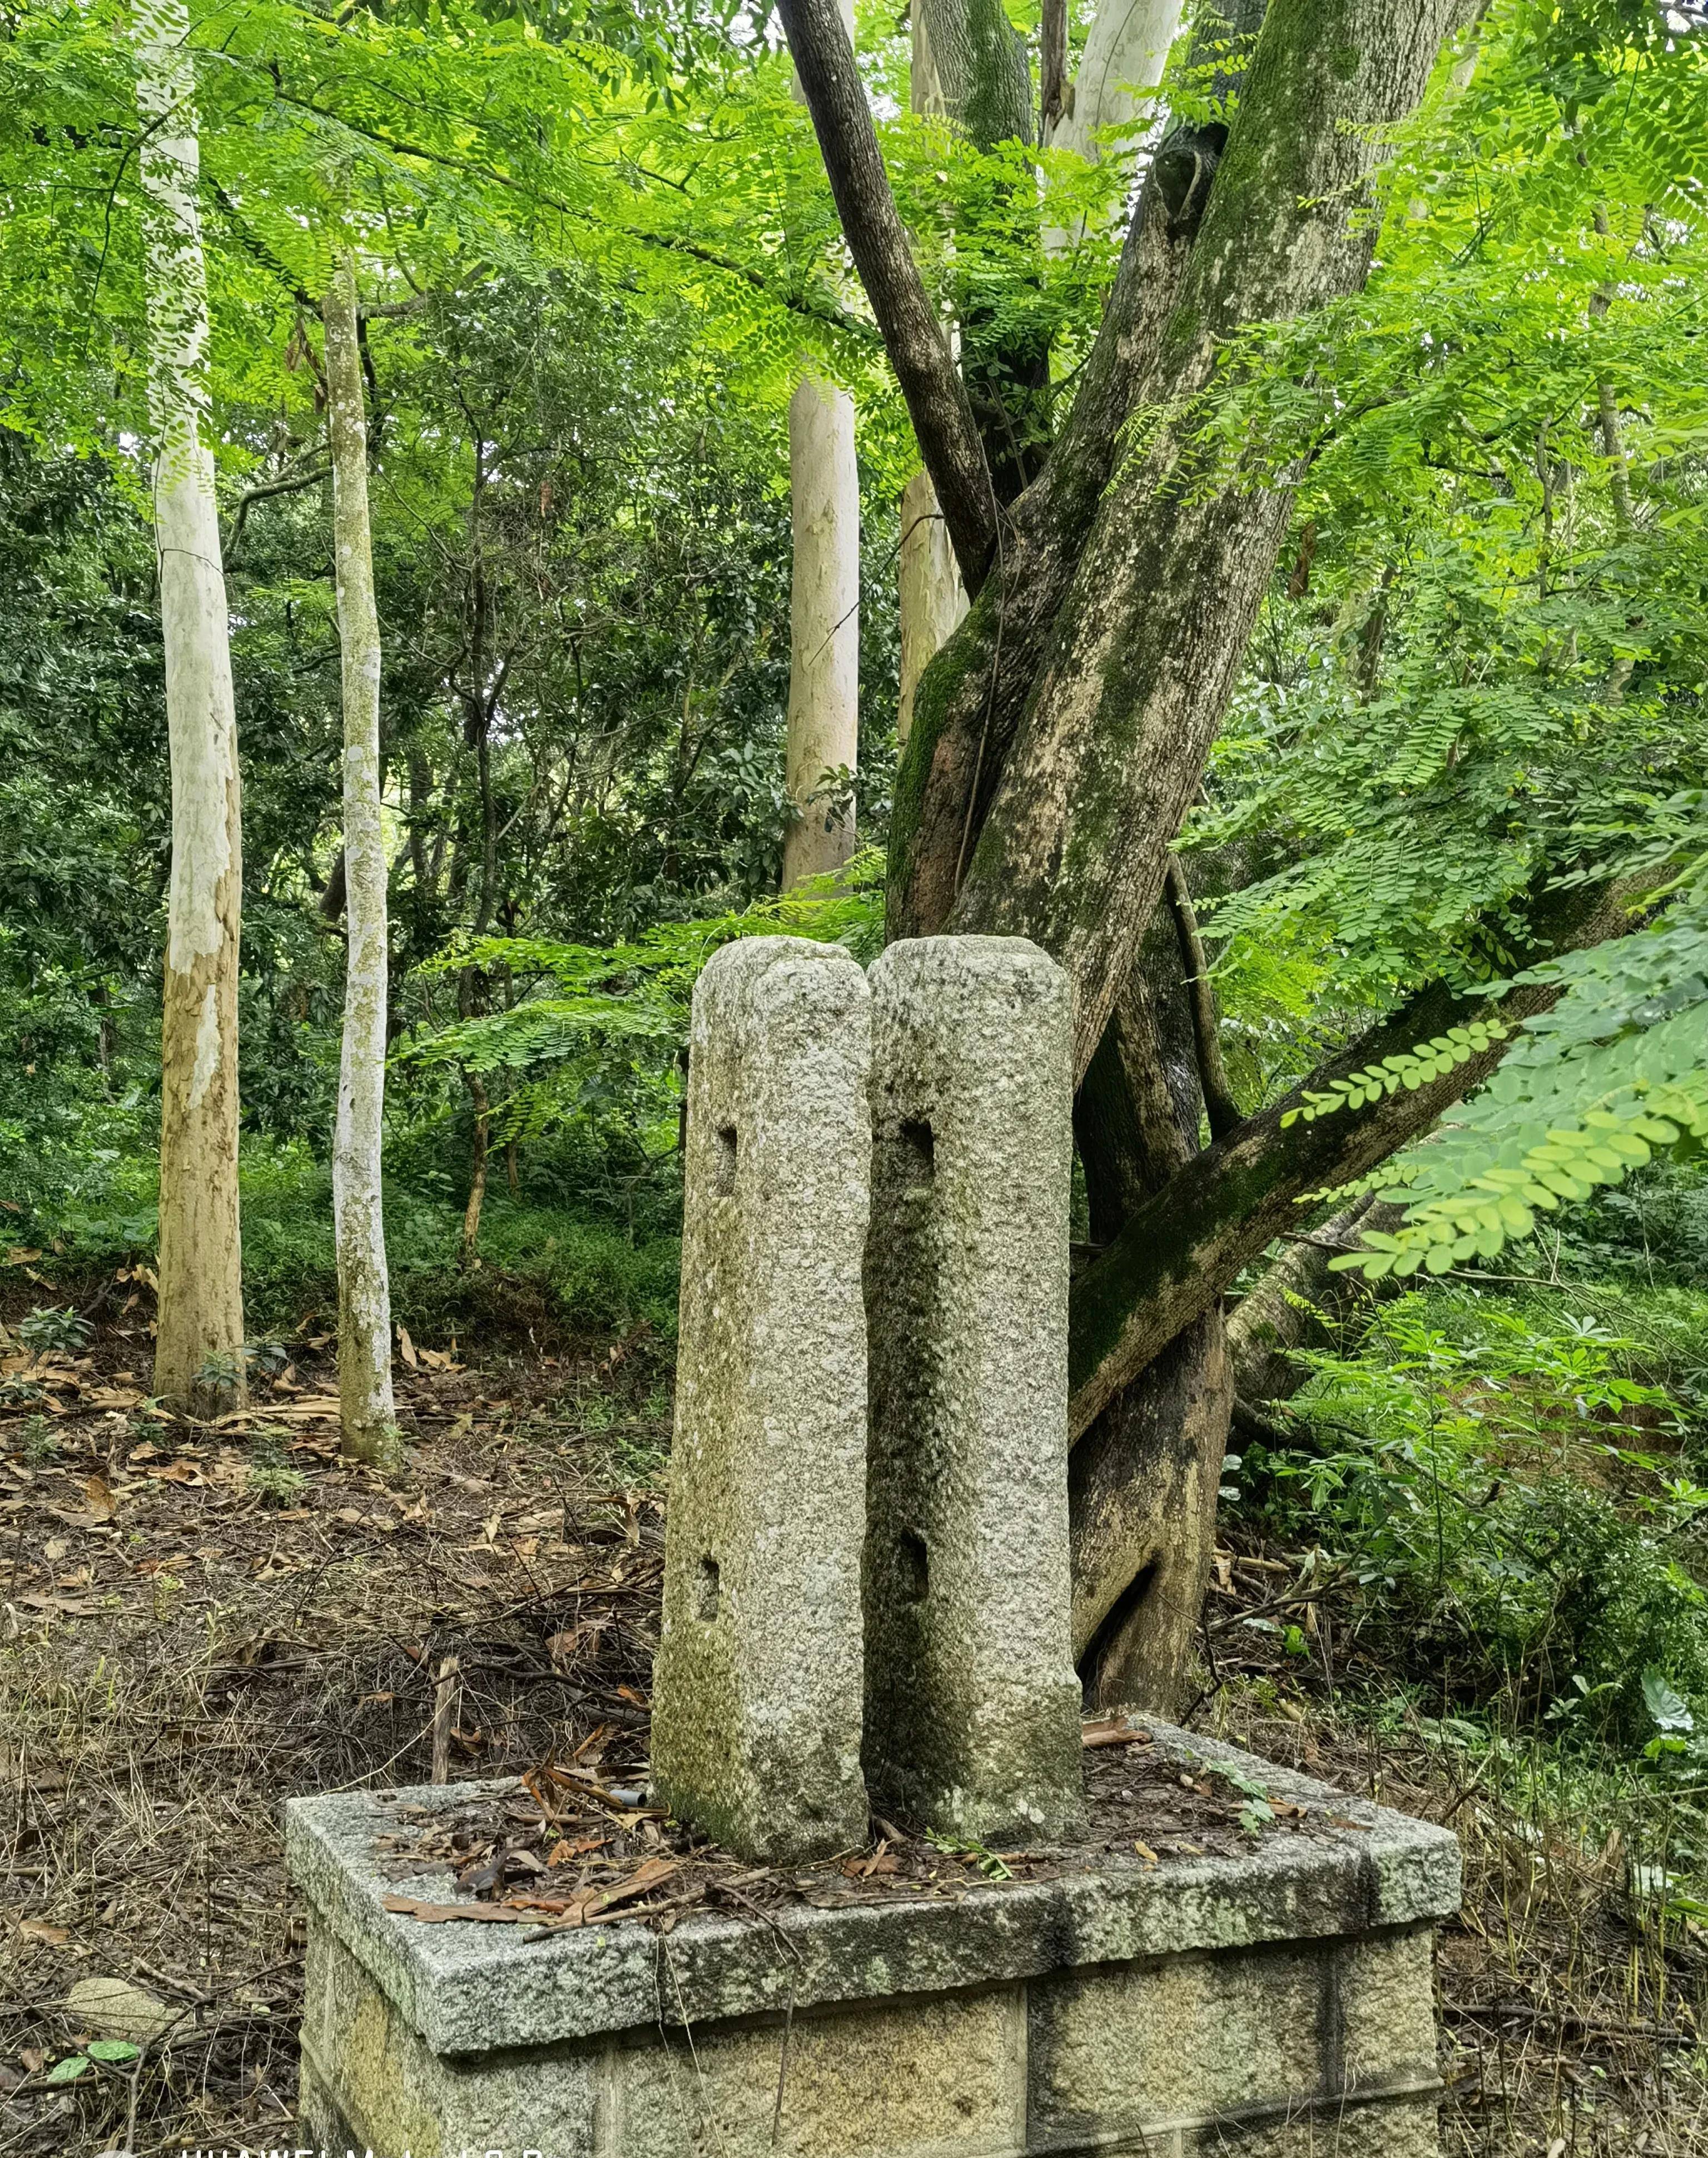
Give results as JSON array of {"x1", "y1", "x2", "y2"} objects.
[
  {"x1": 864, "y1": 935, "x2": 1084, "y2": 1844},
  {"x1": 653, "y1": 935, "x2": 872, "y2": 1862}
]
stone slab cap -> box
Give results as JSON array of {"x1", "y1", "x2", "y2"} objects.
[
  {"x1": 283, "y1": 1723, "x2": 1462, "y2": 2058},
  {"x1": 863, "y1": 934, "x2": 1083, "y2": 1843},
  {"x1": 651, "y1": 934, "x2": 871, "y2": 1863}
]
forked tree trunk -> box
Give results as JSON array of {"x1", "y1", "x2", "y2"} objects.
[
  {"x1": 137, "y1": 0, "x2": 246, "y2": 1418},
  {"x1": 781, "y1": 0, "x2": 1468, "y2": 1709},
  {"x1": 782, "y1": 371, "x2": 861, "y2": 888},
  {"x1": 323, "y1": 259, "x2": 399, "y2": 1469}
]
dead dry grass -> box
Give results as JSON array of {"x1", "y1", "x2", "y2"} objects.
[
  {"x1": 4, "y1": 1307, "x2": 1706, "y2": 2155},
  {"x1": 0, "y1": 1316, "x2": 666, "y2": 2155}
]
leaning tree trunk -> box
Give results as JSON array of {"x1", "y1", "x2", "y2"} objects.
[
  {"x1": 323, "y1": 259, "x2": 399, "y2": 1469},
  {"x1": 137, "y1": 0, "x2": 246, "y2": 1418},
  {"x1": 1069, "y1": 920, "x2": 1233, "y2": 1713},
  {"x1": 782, "y1": 372, "x2": 861, "y2": 889}
]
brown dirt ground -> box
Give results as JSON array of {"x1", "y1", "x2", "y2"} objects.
[{"x1": 1, "y1": 1302, "x2": 1705, "y2": 2155}]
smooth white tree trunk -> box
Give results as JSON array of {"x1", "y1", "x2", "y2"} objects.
[
  {"x1": 1044, "y1": 0, "x2": 1184, "y2": 256},
  {"x1": 897, "y1": 468, "x2": 967, "y2": 748},
  {"x1": 783, "y1": 0, "x2": 860, "y2": 893},
  {"x1": 1047, "y1": 0, "x2": 1182, "y2": 160},
  {"x1": 137, "y1": 0, "x2": 246, "y2": 1416},
  {"x1": 323, "y1": 259, "x2": 399, "y2": 1467},
  {"x1": 782, "y1": 374, "x2": 861, "y2": 888}
]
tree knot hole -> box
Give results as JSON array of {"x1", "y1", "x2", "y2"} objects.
[
  {"x1": 900, "y1": 1529, "x2": 929, "y2": 1604},
  {"x1": 695, "y1": 1553, "x2": 721, "y2": 1621},
  {"x1": 713, "y1": 1123, "x2": 738, "y2": 1196}
]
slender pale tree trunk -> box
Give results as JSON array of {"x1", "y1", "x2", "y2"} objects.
[
  {"x1": 897, "y1": 13, "x2": 968, "y2": 750},
  {"x1": 461, "y1": 1074, "x2": 490, "y2": 1264},
  {"x1": 898, "y1": 470, "x2": 967, "y2": 748},
  {"x1": 137, "y1": 0, "x2": 246, "y2": 1417},
  {"x1": 782, "y1": 373, "x2": 861, "y2": 887},
  {"x1": 323, "y1": 259, "x2": 398, "y2": 1468},
  {"x1": 1047, "y1": 0, "x2": 1184, "y2": 161},
  {"x1": 783, "y1": 0, "x2": 861, "y2": 892}
]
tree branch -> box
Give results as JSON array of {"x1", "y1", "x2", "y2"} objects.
[
  {"x1": 1164, "y1": 853, "x2": 1242, "y2": 1140},
  {"x1": 1066, "y1": 871, "x2": 1651, "y2": 1440},
  {"x1": 1040, "y1": 0, "x2": 1068, "y2": 133},
  {"x1": 776, "y1": 0, "x2": 999, "y2": 593}
]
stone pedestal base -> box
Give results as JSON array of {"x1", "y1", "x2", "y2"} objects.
[{"x1": 287, "y1": 1725, "x2": 1459, "y2": 2158}]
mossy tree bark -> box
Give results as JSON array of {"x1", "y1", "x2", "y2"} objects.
[
  {"x1": 137, "y1": 0, "x2": 246, "y2": 1419},
  {"x1": 324, "y1": 260, "x2": 399, "y2": 1470},
  {"x1": 786, "y1": 0, "x2": 1519, "y2": 1709}
]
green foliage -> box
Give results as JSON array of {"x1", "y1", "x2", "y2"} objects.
[
  {"x1": 1319, "y1": 892, "x2": 1708, "y2": 1279},
  {"x1": 394, "y1": 852, "x2": 884, "y2": 1168},
  {"x1": 1283, "y1": 1020, "x2": 1510, "y2": 1128},
  {"x1": 1239, "y1": 1291, "x2": 1708, "y2": 1741},
  {"x1": 17, "y1": 1304, "x2": 92, "y2": 1356}
]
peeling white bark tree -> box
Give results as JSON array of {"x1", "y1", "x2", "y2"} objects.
[
  {"x1": 782, "y1": 0, "x2": 861, "y2": 893},
  {"x1": 1044, "y1": 0, "x2": 1184, "y2": 257},
  {"x1": 323, "y1": 259, "x2": 399, "y2": 1469},
  {"x1": 137, "y1": 0, "x2": 246, "y2": 1416},
  {"x1": 782, "y1": 374, "x2": 861, "y2": 887},
  {"x1": 1046, "y1": 0, "x2": 1183, "y2": 160}
]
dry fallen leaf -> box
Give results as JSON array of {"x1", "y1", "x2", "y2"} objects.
[
  {"x1": 18, "y1": 1918, "x2": 69, "y2": 1947},
  {"x1": 545, "y1": 1835, "x2": 607, "y2": 1867},
  {"x1": 81, "y1": 1476, "x2": 115, "y2": 1523},
  {"x1": 397, "y1": 1323, "x2": 418, "y2": 1370},
  {"x1": 382, "y1": 1896, "x2": 530, "y2": 1926},
  {"x1": 1081, "y1": 1719, "x2": 1153, "y2": 1749}
]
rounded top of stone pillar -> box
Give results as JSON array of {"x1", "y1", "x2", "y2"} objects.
[{"x1": 869, "y1": 933, "x2": 1066, "y2": 1003}]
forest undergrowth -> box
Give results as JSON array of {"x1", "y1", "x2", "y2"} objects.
[{"x1": 3, "y1": 1205, "x2": 1708, "y2": 2155}]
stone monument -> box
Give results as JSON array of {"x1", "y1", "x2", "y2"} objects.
[
  {"x1": 863, "y1": 936, "x2": 1083, "y2": 1842},
  {"x1": 650, "y1": 935, "x2": 872, "y2": 1863},
  {"x1": 286, "y1": 927, "x2": 1460, "y2": 2158}
]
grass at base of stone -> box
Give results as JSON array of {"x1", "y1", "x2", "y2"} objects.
[{"x1": 1201, "y1": 1674, "x2": 1708, "y2": 2156}]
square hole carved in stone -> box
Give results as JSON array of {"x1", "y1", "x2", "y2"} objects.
[
  {"x1": 713, "y1": 1123, "x2": 738, "y2": 1196},
  {"x1": 896, "y1": 1118, "x2": 935, "y2": 1184}
]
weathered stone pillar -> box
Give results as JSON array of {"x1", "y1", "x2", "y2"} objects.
[
  {"x1": 863, "y1": 936, "x2": 1084, "y2": 1844},
  {"x1": 653, "y1": 936, "x2": 872, "y2": 1862}
]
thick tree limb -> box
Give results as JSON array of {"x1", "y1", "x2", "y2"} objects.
[
  {"x1": 949, "y1": 0, "x2": 1462, "y2": 1079},
  {"x1": 776, "y1": 0, "x2": 999, "y2": 592},
  {"x1": 918, "y1": 0, "x2": 1035, "y2": 148},
  {"x1": 1040, "y1": 0, "x2": 1068, "y2": 133},
  {"x1": 1066, "y1": 873, "x2": 1649, "y2": 1440},
  {"x1": 887, "y1": 171, "x2": 1201, "y2": 938}
]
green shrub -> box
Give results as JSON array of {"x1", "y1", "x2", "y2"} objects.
[{"x1": 1238, "y1": 1293, "x2": 1708, "y2": 1743}]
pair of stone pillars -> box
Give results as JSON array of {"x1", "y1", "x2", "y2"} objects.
[{"x1": 652, "y1": 934, "x2": 1085, "y2": 1863}]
